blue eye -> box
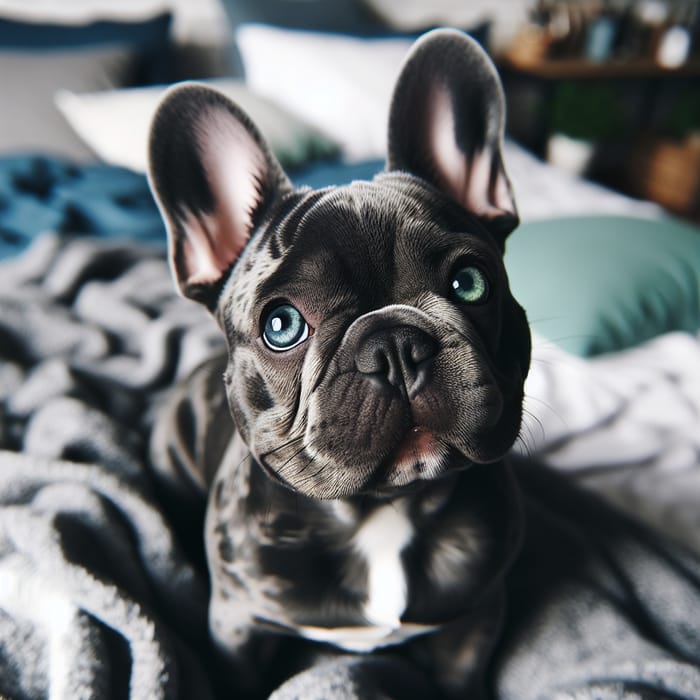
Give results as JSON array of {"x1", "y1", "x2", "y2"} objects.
[
  {"x1": 451, "y1": 265, "x2": 489, "y2": 304},
  {"x1": 262, "y1": 304, "x2": 310, "y2": 351}
]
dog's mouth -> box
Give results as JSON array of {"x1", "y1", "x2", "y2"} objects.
[
  {"x1": 394, "y1": 426, "x2": 440, "y2": 460},
  {"x1": 390, "y1": 426, "x2": 448, "y2": 472},
  {"x1": 368, "y1": 426, "x2": 455, "y2": 492}
]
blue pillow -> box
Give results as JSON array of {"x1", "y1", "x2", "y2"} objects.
[{"x1": 0, "y1": 13, "x2": 173, "y2": 84}]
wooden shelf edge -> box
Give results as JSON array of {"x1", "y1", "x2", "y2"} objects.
[{"x1": 497, "y1": 54, "x2": 700, "y2": 79}]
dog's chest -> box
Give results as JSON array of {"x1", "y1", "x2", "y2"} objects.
[
  {"x1": 293, "y1": 501, "x2": 431, "y2": 652},
  {"x1": 351, "y1": 502, "x2": 414, "y2": 628},
  {"x1": 208, "y1": 461, "x2": 494, "y2": 653}
]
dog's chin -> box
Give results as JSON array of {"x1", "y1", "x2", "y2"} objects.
[
  {"x1": 362, "y1": 431, "x2": 463, "y2": 498},
  {"x1": 374, "y1": 427, "x2": 453, "y2": 487},
  {"x1": 258, "y1": 426, "x2": 513, "y2": 500}
]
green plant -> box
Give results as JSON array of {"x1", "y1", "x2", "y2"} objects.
[
  {"x1": 549, "y1": 81, "x2": 626, "y2": 141},
  {"x1": 663, "y1": 89, "x2": 700, "y2": 140}
]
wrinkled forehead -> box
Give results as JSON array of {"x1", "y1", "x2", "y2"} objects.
[
  {"x1": 223, "y1": 175, "x2": 499, "y2": 326},
  {"x1": 262, "y1": 175, "x2": 493, "y2": 267}
]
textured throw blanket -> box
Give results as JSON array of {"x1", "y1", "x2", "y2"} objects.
[
  {"x1": 1, "y1": 233, "x2": 699, "y2": 698},
  {"x1": 0, "y1": 234, "x2": 223, "y2": 698}
]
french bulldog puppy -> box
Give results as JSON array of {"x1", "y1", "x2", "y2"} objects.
[{"x1": 148, "y1": 28, "x2": 531, "y2": 699}]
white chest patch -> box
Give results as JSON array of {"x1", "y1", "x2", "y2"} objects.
[
  {"x1": 294, "y1": 503, "x2": 437, "y2": 653},
  {"x1": 352, "y1": 503, "x2": 415, "y2": 629}
]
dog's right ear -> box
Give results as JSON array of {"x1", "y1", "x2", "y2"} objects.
[{"x1": 148, "y1": 83, "x2": 292, "y2": 310}]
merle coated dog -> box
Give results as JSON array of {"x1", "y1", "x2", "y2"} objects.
[{"x1": 148, "y1": 29, "x2": 531, "y2": 699}]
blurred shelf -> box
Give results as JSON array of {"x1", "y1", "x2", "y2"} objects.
[
  {"x1": 497, "y1": 51, "x2": 700, "y2": 216},
  {"x1": 498, "y1": 54, "x2": 700, "y2": 80}
]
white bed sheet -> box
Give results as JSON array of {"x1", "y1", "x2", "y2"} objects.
[
  {"x1": 519, "y1": 330, "x2": 700, "y2": 554},
  {"x1": 503, "y1": 140, "x2": 664, "y2": 222}
]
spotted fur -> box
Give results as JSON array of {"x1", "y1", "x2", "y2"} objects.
[{"x1": 149, "y1": 29, "x2": 530, "y2": 699}]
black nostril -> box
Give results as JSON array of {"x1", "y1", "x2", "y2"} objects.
[
  {"x1": 356, "y1": 341, "x2": 388, "y2": 376},
  {"x1": 355, "y1": 326, "x2": 438, "y2": 396},
  {"x1": 370, "y1": 346, "x2": 390, "y2": 375}
]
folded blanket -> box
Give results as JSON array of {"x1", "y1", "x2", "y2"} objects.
[
  {"x1": 1, "y1": 233, "x2": 699, "y2": 698},
  {"x1": 494, "y1": 458, "x2": 700, "y2": 699},
  {"x1": 0, "y1": 233, "x2": 224, "y2": 698},
  {"x1": 0, "y1": 450, "x2": 215, "y2": 699}
]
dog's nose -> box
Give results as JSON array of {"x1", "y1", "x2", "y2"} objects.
[{"x1": 355, "y1": 326, "x2": 438, "y2": 397}]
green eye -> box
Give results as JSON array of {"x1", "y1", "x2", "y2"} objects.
[
  {"x1": 262, "y1": 304, "x2": 309, "y2": 351},
  {"x1": 451, "y1": 265, "x2": 489, "y2": 304}
]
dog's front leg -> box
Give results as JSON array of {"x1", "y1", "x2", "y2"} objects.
[
  {"x1": 210, "y1": 620, "x2": 295, "y2": 698},
  {"x1": 149, "y1": 355, "x2": 234, "y2": 502},
  {"x1": 415, "y1": 588, "x2": 506, "y2": 700}
]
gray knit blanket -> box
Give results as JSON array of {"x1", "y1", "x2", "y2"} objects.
[{"x1": 1, "y1": 233, "x2": 699, "y2": 699}]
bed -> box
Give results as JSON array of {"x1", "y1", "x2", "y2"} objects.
[{"x1": 1, "y1": 1, "x2": 699, "y2": 698}]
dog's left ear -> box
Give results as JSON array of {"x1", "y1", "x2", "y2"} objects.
[{"x1": 387, "y1": 29, "x2": 518, "y2": 246}]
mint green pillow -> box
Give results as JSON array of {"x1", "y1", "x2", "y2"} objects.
[{"x1": 504, "y1": 216, "x2": 700, "y2": 356}]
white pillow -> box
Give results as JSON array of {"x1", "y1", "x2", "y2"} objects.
[
  {"x1": 236, "y1": 24, "x2": 414, "y2": 161},
  {"x1": 56, "y1": 80, "x2": 340, "y2": 173},
  {"x1": 56, "y1": 86, "x2": 160, "y2": 171}
]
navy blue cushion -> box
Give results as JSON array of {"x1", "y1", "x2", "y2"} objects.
[
  {"x1": 0, "y1": 156, "x2": 164, "y2": 259},
  {"x1": 218, "y1": 0, "x2": 489, "y2": 75},
  {"x1": 0, "y1": 13, "x2": 173, "y2": 85},
  {"x1": 220, "y1": 0, "x2": 489, "y2": 42}
]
